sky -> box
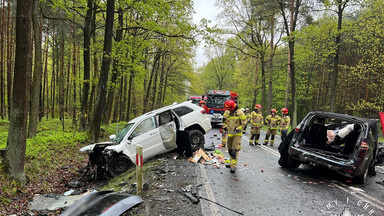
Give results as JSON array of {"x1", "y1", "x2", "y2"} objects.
[{"x1": 192, "y1": 0, "x2": 219, "y2": 68}]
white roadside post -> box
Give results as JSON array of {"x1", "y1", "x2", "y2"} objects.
[{"x1": 136, "y1": 145, "x2": 143, "y2": 194}]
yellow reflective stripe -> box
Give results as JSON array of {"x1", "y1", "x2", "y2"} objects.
[
  {"x1": 230, "y1": 159, "x2": 237, "y2": 165},
  {"x1": 227, "y1": 133, "x2": 242, "y2": 137},
  {"x1": 252, "y1": 123, "x2": 261, "y2": 125},
  {"x1": 270, "y1": 127, "x2": 277, "y2": 130},
  {"x1": 227, "y1": 116, "x2": 241, "y2": 120}
]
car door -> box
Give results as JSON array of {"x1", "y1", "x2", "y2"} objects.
[
  {"x1": 158, "y1": 110, "x2": 178, "y2": 150},
  {"x1": 123, "y1": 116, "x2": 164, "y2": 161}
]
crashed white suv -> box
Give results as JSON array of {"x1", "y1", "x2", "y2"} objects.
[{"x1": 80, "y1": 101, "x2": 211, "y2": 178}]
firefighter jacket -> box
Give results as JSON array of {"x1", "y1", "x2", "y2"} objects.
[
  {"x1": 223, "y1": 110, "x2": 230, "y2": 121},
  {"x1": 250, "y1": 111, "x2": 263, "y2": 127},
  {"x1": 280, "y1": 115, "x2": 290, "y2": 130},
  {"x1": 265, "y1": 114, "x2": 281, "y2": 130},
  {"x1": 246, "y1": 113, "x2": 251, "y2": 122},
  {"x1": 223, "y1": 108, "x2": 247, "y2": 137}
]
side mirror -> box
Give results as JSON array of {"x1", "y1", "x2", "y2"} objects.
[
  {"x1": 128, "y1": 135, "x2": 133, "y2": 141},
  {"x1": 109, "y1": 134, "x2": 116, "y2": 141}
]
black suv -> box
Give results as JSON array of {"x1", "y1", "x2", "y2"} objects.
[{"x1": 278, "y1": 111, "x2": 381, "y2": 184}]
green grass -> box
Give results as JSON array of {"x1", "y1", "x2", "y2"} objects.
[{"x1": 0, "y1": 118, "x2": 130, "y2": 207}]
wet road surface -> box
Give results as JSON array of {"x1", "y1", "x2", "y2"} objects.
[{"x1": 197, "y1": 128, "x2": 384, "y2": 216}]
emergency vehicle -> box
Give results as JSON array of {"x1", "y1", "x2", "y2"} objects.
[
  {"x1": 187, "y1": 95, "x2": 207, "y2": 105},
  {"x1": 206, "y1": 90, "x2": 238, "y2": 127}
]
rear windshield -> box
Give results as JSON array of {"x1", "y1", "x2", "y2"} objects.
[{"x1": 172, "y1": 106, "x2": 194, "y2": 117}]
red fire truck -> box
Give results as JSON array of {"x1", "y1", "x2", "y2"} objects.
[
  {"x1": 187, "y1": 95, "x2": 207, "y2": 105},
  {"x1": 206, "y1": 90, "x2": 238, "y2": 127}
]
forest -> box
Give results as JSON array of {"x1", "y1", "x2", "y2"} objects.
[{"x1": 0, "y1": 0, "x2": 383, "y2": 182}]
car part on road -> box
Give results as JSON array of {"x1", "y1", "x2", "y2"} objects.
[
  {"x1": 177, "y1": 189, "x2": 199, "y2": 204},
  {"x1": 60, "y1": 191, "x2": 143, "y2": 216}
]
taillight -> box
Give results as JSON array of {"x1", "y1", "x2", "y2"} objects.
[
  {"x1": 359, "y1": 141, "x2": 369, "y2": 151},
  {"x1": 295, "y1": 127, "x2": 300, "y2": 132},
  {"x1": 102, "y1": 203, "x2": 116, "y2": 213},
  {"x1": 200, "y1": 110, "x2": 206, "y2": 114}
]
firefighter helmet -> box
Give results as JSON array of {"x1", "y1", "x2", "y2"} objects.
[
  {"x1": 230, "y1": 92, "x2": 238, "y2": 99},
  {"x1": 255, "y1": 104, "x2": 262, "y2": 109},
  {"x1": 281, "y1": 108, "x2": 288, "y2": 114},
  {"x1": 224, "y1": 100, "x2": 236, "y2": 111},
  {"x1": 271, "y1": 109, "x2": 277, "y2": 113},
  {"x1": 199, "y1": 100, "x2": 206, "y2": 105},
  {"x1": 245, "y1": 108, "x2": 249, "y2": 111}
]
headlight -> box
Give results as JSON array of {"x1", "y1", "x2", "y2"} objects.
[{"x1": 79, "y1": 144, "x2": 95, "y2": 155}]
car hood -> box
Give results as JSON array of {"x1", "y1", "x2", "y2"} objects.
[{"x1": 79, "y1": 141, "x2": 115, "y2": 155}]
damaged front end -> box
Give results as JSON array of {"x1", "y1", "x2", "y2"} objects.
[{"x1": 80, "y1": 141, "x2": 117, "y2": 179}]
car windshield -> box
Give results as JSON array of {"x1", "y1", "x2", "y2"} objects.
[
  {"x1": 114, "y1": 123, "x2": 134, "y2": 143},
  {"x1": 191, "y1": 99, "x2": 200, "y2": 105},
  {"x1": 207, "y1": 95, "x2": 230, "y2": 105}
]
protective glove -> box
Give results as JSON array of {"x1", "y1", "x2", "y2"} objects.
[{"x1": 234, "y1": 127, "x2": 241, "y2": 133}]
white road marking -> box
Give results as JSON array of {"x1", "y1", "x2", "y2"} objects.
[
  {"x1": 242, "y1": 137, "x2": 280, "y2": 157},
  {"x1": 199, "y1": 163, "x2": 221, "y2": 216}
]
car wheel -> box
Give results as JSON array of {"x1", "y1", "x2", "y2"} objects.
[
  {"x1": 108, "y1": 155, "x2": 134, "y2": 177},
  {"x1": 189, "y1": 129, "x2": 205, "y2": 152},
  {"x1": 279, "y1": 154, "x2": 300, "y2": 169},
  {"x1": 353, "y1": 168, "x2": 368, "y2": 184}
]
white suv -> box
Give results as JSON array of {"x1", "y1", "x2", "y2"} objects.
[{"x1": 80, "y1": 101, "x2": 211, "y2": 178}]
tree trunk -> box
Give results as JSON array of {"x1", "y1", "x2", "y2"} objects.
[
  {"x1": 91, "y1": 0, "x2": 115, "y2": 143},
  {"x1": 43, "y1": 34, "x2": 49, "y2": 119},
  {"x1": 268, "y1": 15, "x2": 274, "y2": 113},
  {"x1": 261, "y1": 56, "x2": 266, "y2": 117},
  {"x1": 6, "y1": 0, "x2": 13, "y2": 120},
  {"x1": 252, "y1": 59, "x2": 259, "y2": 108},
  {"x1": 104, "y1": 7, "x2": 123, "y2": 124},
  {"x1": 5, "y1": 0, "x2": 33, "y2": 183},
  {"x1": 28, "y1": 0, "x2": 42, "y2": 138},
  {"x1": 1, "y1": 0, "x2": 5, "y2": 119},
  {"x1": 330, "y1": 1, "x2": 348, "y2": 112},
  {"x1": 79, "y1": 0, "x2": 93, "y2": 131}
]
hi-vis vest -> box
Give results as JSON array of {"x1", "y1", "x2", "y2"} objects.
[
  {"x1": 223, "y1": 109, "x2": 247, "y2": 137},
  {"x1": 250, "y1": 111, "x2": 263, "y2": 127},
  {"x1": 280, "y1": 116, "x2": 290, "y2": 129},
  {"x1": 265, "y1": 114, "x2": 281, "y2": 130}
]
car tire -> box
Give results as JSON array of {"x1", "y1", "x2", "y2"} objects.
[
  {"x1": 108, "y1": 155, "x2": 134, "y2": 177},
  {"x1": 189, "y1": 129, "x2": 205, "y2": 152},
  {"x1": 353, "y1": 168, "x2": 368, "y2": 184},
  {"x1": 278, "y1": 154, "x2": 300, "y2": 169}
]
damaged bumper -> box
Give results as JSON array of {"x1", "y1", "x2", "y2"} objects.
[{"x1": 289, "y1": 146, "x2": 357, "y2": 178}]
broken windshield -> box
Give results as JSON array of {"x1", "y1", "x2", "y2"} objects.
[
  {"x1": 114, "y1": 123, "x2": 134, "y2": 143},
  {"x1": 207, "y1": 95, "x2": 230, "y2": 105}
]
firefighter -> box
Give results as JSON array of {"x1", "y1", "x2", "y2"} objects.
[
  {"x1": 198, "y1": 100, "x2": 209, "y2": 114},
  {"x1": 220, "y1": 109, "x2": 230, "y2": 148},
  {"x1": 263, "y1": 109, "x2": 281, "y2": 146},
  {"x1": 249, "y1": 104, "x2": 263, "y2": 145},
  {"x1": 243, "y1": 108, "x2": 250, "y2": 133},
  {"x1": 222, "y1": 100, "x2": 247, "y2": 173},
  {"x1": 280, "y1": 108, "x2": 290, "y2": 142}
]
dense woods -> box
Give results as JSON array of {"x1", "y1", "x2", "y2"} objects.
[{"x1": 0, "y1": 0, "x2": 383, "y2": 181}]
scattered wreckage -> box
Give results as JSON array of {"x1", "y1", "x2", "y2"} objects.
[
  {"x1": 60, "y1": 191, "x2": 142, "y2": 216},
  {"x1": 278, "y1": 111, "x2": 384, "y2": 184},
  {"x1": 80, "y1": 101, "x2": 211, "y2": 178}
]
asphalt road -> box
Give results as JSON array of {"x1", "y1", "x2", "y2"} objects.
[{"x1": 196, "y1": 128, "x2": 384, "y2": 216}]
